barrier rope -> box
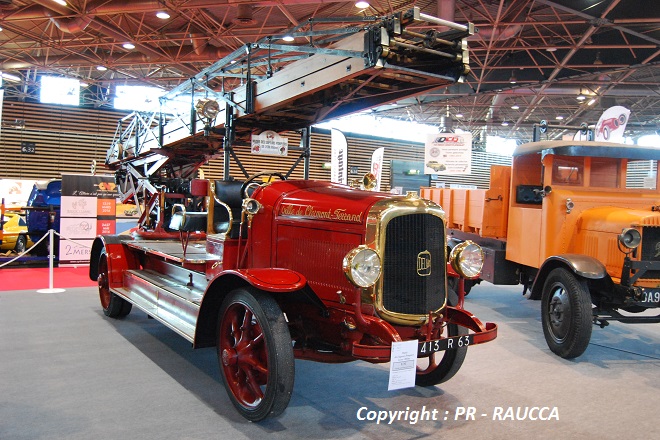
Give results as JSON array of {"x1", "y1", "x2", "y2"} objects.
[{"x1": 1, "y1": 229, "x2": 94, "y2": 293}]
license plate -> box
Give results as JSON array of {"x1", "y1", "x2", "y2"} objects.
[
  {"x1": 418, "y1": 334, "x2": 473, "y2": 356},
  {"x1": 635, "y1": 290, "x2": 660, "y2": 307}
]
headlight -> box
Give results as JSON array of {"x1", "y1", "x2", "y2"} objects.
[
  {"x1": 343, "y1": 246, "x2": 382, "y2": 288},
  {"x1": 450, "y1": 240, "x2": 484, "y2": 278},
  {"x1": 618, "y1": 228, "x2": 641, "y2": 250}
]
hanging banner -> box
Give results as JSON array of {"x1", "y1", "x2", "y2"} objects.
[
  {"x1": 371, "y1": 147, "x2": 384, "y2": 191},
  {"x1": 331, "y1": 129, "x2": 347, "y2": 185},
  {"x1": 594, "y1": 106, "x2": 630, "y2": 143},
  {"x1": 424, "y1": 133, "x2": 472, "y2": 175},
  {"x1": 251, "y1": 130, "x2": 288, "y2": 156},
  {"x1": 0, "y1": 88, "x2": 4, "y2": 138}
]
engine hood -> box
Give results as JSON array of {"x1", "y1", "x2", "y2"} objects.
[
  {"x1": 577, "y1": 206, "x2": 660, "y2": 233},
  {"x1": 262, "y1": 180, "x2": 396, "y2": 225}
]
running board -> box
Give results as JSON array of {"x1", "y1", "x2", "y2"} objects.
[{"x1": 113, "y1": 269, "x2": 205, "y2": 342}]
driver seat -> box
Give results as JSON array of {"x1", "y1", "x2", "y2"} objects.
[{"x1": 213, "y1": 180, "x2": 244, "y2": 238}]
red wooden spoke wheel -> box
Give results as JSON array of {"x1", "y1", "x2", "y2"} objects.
[{"x1": 217, "y1": 288, "x2": 294, "y2": 421}]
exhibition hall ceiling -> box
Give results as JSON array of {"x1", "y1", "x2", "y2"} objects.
[{"x1": 1, "y1": 0, "x2": 658, "y2": 143}]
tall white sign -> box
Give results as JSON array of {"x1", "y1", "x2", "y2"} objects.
[
  {"x1": 371, "y1": 147, "x2": 384, "y2": 191},
  {"x1": 331, "y1": 129, "x2": 347, "y2": 185},
  {"x1": 0, "y1": 88, "x2": 4, "y2": 138}
]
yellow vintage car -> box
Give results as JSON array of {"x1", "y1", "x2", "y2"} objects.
[{"x1": 0, "y1": 212, "x2": 33, "y2": 253}]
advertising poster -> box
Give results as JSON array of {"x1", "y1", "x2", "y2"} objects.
[
  {"x1": 424, "y1": 133, "x2": 473, "y2": 175},
  {"x1": 60, "y1": 174, "x2": 117, "y2": 265},
  {"x1": 594, "y1": 106, "x2": 630, "y2": 143},
  {"x1": 0, "y1": 179, "x2": 39, "y2": 208},
  {"x1": 251, "y1": 130, "x2": 288, "y2": 156},
  {"x1": 331, "y1": 129, "x2": 348, "y2": 185}
]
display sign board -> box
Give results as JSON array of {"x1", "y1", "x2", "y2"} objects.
[
  {"x1": 424, "y1": 133, "x2": 472, "y2": 175},
  {"x1": 594, "y1": 105, "x2": 630, "y2": 143},
  {"x1": 59, "y1": 174, "x2": 117, "y2": 265},
  {"x1": 251, "y1": 130, "x2": 288, "y2": 156},
  {"x1": 0, "y1": 179, "x2": 39, "y2": 208}
]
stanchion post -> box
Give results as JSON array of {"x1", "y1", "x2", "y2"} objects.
[{"x1": 37, "y1": 229, "x2": 66, "y2": 294}]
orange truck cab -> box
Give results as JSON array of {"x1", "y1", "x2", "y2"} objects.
[{"x1": 422, "y1": 140, "x2": 660, "y2": 358}]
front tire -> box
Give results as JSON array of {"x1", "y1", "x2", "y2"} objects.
[
  {"x1": 217, "y1": 287, "x2": 294, "y2": 421},
  {"x1": 541, "y1": 268, "x2": 592, "y2": 358},
  {"x1": 415, "y1": 287, "x2": 467, "y2": 386},
  {"x1": 97, "y1": 249, "x2": 132, "y2": 318}
]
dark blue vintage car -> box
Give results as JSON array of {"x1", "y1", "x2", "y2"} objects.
[{"x1": 25, "y1": 179, "x2": 61, "y2": 256}]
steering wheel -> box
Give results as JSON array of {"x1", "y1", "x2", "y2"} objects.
[{"x1": 240, "y1": 171, "x2": 287, "y2": 198}]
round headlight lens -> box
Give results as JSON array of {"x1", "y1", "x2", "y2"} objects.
[
  {"x1": 450, "y1": 241, "x2": 484, "y2": 279},
  {"x1": 618, "y1": 228, "x2": 641, "y2": 250},
  {"x1": 343, "y1": 246, "x2": 382, "y2": 288}
]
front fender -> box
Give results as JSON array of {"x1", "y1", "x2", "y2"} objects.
[
  {"x1": 529, "y1": 254, "x2": 608, "y2": 299},
  {"x1": 194, "y1": 268, "x2": 307, "y2": 348},
  {"x1": 221, "y1": 268, "x2": 307, "y2": 292}
]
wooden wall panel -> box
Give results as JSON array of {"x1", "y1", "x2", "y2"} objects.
[
  {"x1": 1, "y1": 101, "x2": 510, "y2": 191},
  {"x1": 0, "y1": 101, "x2": 127, "y2": 180}
]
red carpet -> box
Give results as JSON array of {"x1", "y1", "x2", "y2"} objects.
[{"x1": 0, "y1": 266, "x2": 98, "y2": 291}]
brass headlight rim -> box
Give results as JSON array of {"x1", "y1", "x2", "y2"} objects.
[
  {"x1": 450, "y1": 240, "x2": 484, "y2": 279},
  {"x1": 342, "y1": 245, "x2": 382, "y2": 288}
]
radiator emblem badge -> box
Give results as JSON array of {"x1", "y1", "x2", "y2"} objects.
[{"x1": 417, "y1": 250, "x2": 432, "y2": 276}]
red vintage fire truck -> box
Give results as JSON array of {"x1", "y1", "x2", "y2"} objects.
[{"x1": 89, "y1": 8, "x2": 497, "y2": 421}]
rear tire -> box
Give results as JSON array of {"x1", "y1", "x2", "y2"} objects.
[{"x1": 541, "y1": 268, "x2": 592, "y2": 358}]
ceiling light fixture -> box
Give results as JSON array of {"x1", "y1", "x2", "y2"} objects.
[
  {"x1": 511, "y1": 104, "x2": 520, "y2": 110},
  {"x1": 123, "y1": 43, "x2": 135, "y2": 50},
  {"x1": 282, "y1": 35, "x2": 295, "y2": 42},
  {"x1": 501, "y1": 121, "x2": 509, "y2": 126},
  {"x1": 53, "y1": 0, "x2": 68, "y2": 6},
  {"x1": 509, "y1": 70, "x2": 517, "y2": 84},
  {"x1": 96, "y1": 65, "x2": 107, "y2": 71},
  {"x1": 587, "y1": 98, "x2": 597, "y2": 106},
  {"x1": 555, "y1": 115, "x2": 564, "y2": 120},
  {"x1": 1, "y1": 72, "x2": 21, "y2": 82},
  {"x1": 576, "y1": 93, "x2": 586, "y2": 101},
  {"x1": 355, "y1": 1, "x2": 370, "y2": 9},
  {"x1": 593, "y1": 51, "x2": 603, "y2": 65},
  {"x1": 156, "y1": 11, "x2": 170, "y2": 20},
  {"x1": 455, "y1": 113, "x2": 463, "y2": 118}
]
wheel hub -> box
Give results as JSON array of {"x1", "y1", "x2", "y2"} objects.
[
  {"x1": 548, "y1": 287, "x2": 571, "y2": 340},
  {"x1": 549, "y1": 292, "x2": 565, "y2": 326},
  {"x1": 222, "y1": 348, "x2": 237, "y2": 367}
]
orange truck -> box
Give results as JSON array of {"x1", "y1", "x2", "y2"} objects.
[{"x1": 421, "y1": 140, "x2": 660, "y2": 358}]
